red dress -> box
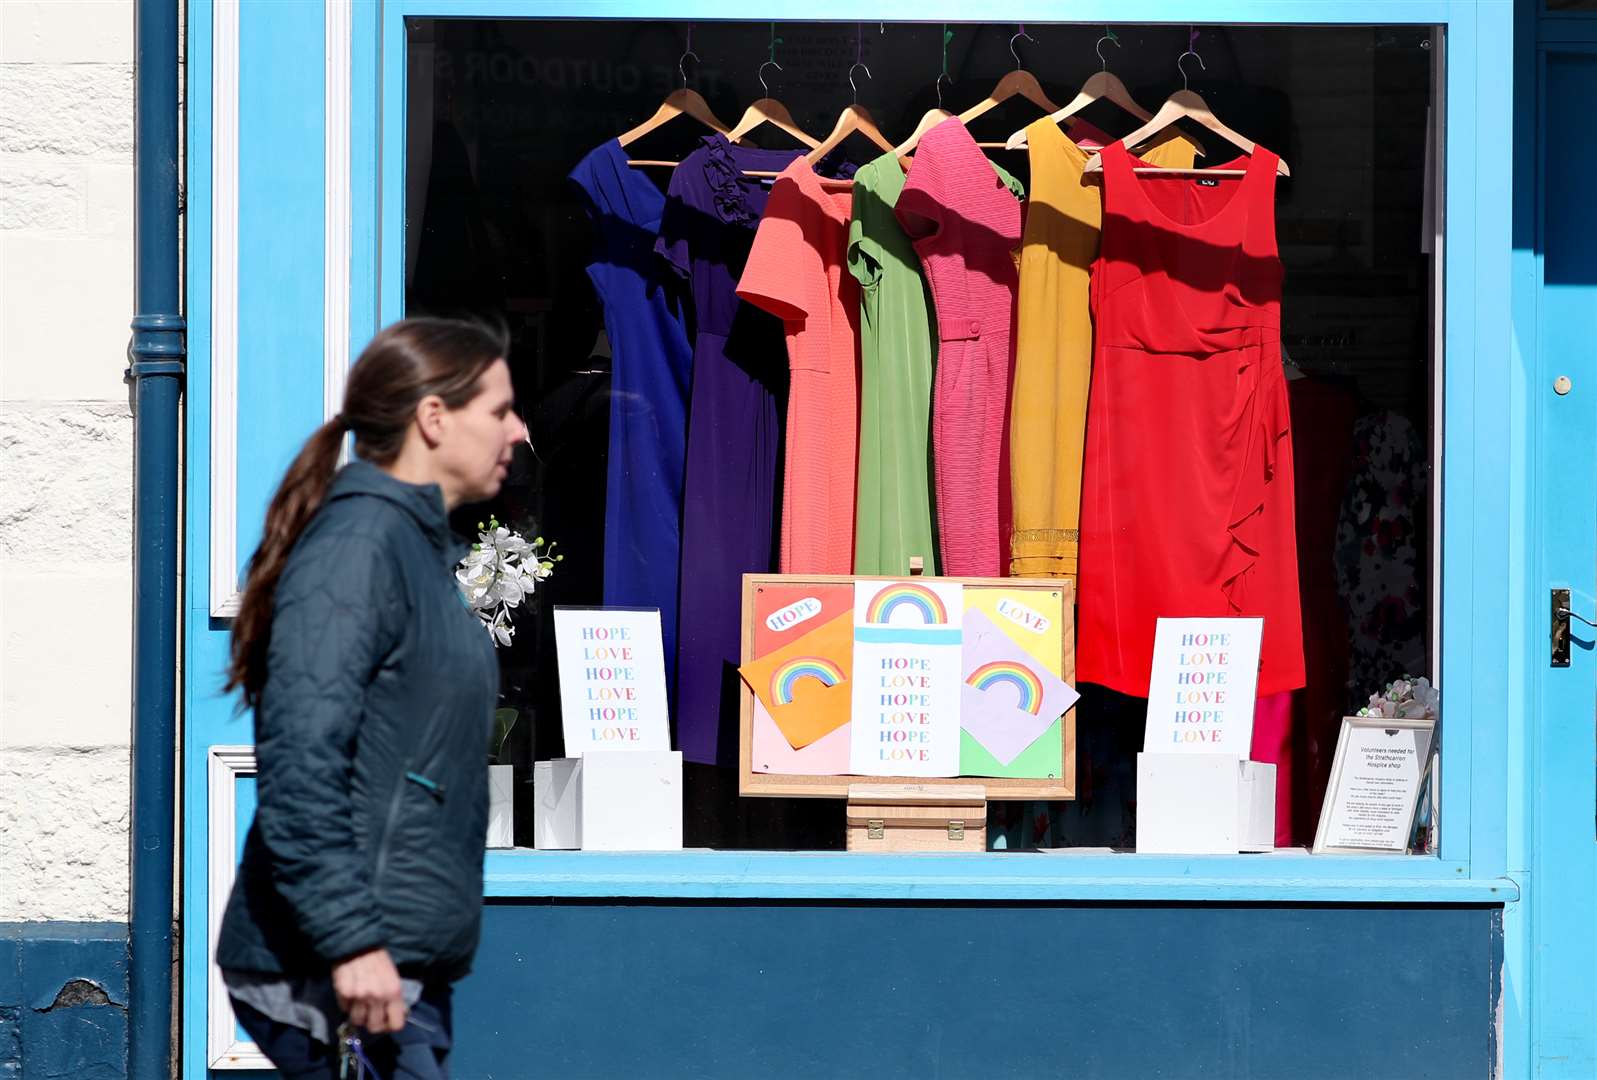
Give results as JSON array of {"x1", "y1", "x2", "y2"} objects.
[{"x1": 1079, "y1": 142, "x2": 1306, "y2": 698}]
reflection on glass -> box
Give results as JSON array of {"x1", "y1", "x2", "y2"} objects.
[{"x1": 404, "y1": 20, "x2": 1440, "y2": 852}]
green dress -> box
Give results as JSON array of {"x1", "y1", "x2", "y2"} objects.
[{"x1": 846, "y1": 153, "x2": 1024, "y2": 576}]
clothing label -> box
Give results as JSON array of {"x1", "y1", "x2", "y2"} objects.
[{"x1": 1196, "y1": 177, "x2": 1220, "y2": 187}]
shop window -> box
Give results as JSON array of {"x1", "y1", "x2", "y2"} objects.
[{"x1": 403, "y1": 20, "x2": 1441, "y2": 854}]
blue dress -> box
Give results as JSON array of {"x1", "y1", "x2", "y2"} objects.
[{"x1": 569, "y1": 139, "x2": 694, "y2": 685}]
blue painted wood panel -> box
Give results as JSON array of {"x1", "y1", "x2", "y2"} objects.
[
  {"x1": 455, "y1": 902, "x2": 1501, "y2": 1079},
  {"x1": 1531, "y1": 45, "x2": 1597, "y2": 1080},
  {"x1": 234, "y1": 0, "x2": 326, "y2": 570}
]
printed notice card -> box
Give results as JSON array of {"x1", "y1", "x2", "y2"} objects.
[
  {"x1": 1313, "y1": 717, "x2": 1435, "y2": 853},
  {"x1": 553, "y1": 607, "x2": 670, "y2": 754},
  {"x1": 1142, "y1": 618, "x2": 1264, "y2": 754},
  {"x1": 848, "y1": 580, "x2": 964, "y2": 777}
]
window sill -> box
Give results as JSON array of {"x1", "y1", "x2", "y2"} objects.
[{"x1": 483, "y1": 849, "x2": 1514, "y2": 903}]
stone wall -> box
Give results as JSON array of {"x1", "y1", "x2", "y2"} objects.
[{"x1": 0, "y1": 0, "x2": 136, "y2": 924}]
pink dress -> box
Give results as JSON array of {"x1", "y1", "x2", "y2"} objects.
[{"x1": 895, "y1": 118, "x2": 1024, "y2": 578}]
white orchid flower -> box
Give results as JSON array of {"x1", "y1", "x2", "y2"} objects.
[{"x1": 454, "y1": 516, "x2": 562, "y2": 646}]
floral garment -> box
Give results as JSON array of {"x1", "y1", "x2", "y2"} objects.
[{"x1": 1334, "y1": 410, "x2": 1429, "y2": 702}]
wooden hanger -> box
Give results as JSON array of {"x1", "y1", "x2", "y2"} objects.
[
  {"x1": 728, "y1": 33, "x2": 820, "y2": 150},
  {"x1": 1081, "y1": 88, "x2": 1289, "y2": 177},
  {"x1": 742, "y1": 63, "x2": 890, "y2": 183},
  {"x1": 1006, "y1": 70, "x2": 1149, "y2": 150},
  {"x1": 1006, "y1": 32, "x2": 1202, "y2": 154},
  {"x1": 890, "y1": 107, "x2": 953, "y2": 164},
  {"x1": 962, "y1": 30, "x2": 1059, "y2": 150},
  {"x1": 1081, "y1": 43, "x2": 1287, "y2": 177},
  {"x1": 727, "y1": 95, "x2": 820, "y2": 149},
  {"x1": 621, "y1": 40, "x2": 732, "y2": 168}
]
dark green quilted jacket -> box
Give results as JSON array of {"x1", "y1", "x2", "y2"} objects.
[{"x1": 217, "y1": 461, "x2": 498, "y2": 982}]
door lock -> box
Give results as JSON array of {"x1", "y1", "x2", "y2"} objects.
[{"x1": 1552, "y1": 588, "x2": 1597, "y2": 667}]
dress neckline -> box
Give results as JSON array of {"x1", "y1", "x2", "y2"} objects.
[
  {"x1": 1108, "y1": 140, "x2": 1263, "y2": 233},
  {"x1": 786, "y1": 156, "x2": 852, "y2": 224},
  {"x1": 594, "y1": 138, "x2": 666, "y2": 225},
  {"x1": 700, "y1": 134, "x2": 803, "y2": 225}
]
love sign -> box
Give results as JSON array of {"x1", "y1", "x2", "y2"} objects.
[
  {"x1": 554, "y1": 607, "x2": 671, "y2": 754},
  {"x1": 1142, "y1": 618, "x2": 1264, "y2": 755}
]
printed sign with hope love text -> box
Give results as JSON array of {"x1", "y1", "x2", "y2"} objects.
[
  {"x1": 1141, "y1": 617, "x2": 1264, "y2": 755},
  {"x1": 553, "y1": 607, "x2": 671, "y2": 754}
]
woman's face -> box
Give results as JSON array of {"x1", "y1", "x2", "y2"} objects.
[{"x1": 432, "y1": 359, "x2": 525, "y2": 508}]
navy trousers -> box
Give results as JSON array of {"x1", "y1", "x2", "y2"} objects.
[{"x1": 231, "y1": 986, "x2": 453, "y2": 1080}]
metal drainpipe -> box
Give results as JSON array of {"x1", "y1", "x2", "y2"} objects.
[{"x1": 127, "y1": 0, "x2": 184, "y2": 1077}]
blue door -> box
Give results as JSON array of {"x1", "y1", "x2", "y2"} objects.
[{"x1": 1530, "y1": 18, "x2": 1597, "y2": 1078}]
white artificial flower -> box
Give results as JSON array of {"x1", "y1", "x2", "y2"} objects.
[
  {"x1": 455, "y1": 517, "x2": 560, "y2": 646},
  {"x1": 1357, "y1": 674, "x2": 1440, "y2": 721}
]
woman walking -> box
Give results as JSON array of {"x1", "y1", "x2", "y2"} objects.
[{"x1": 216, "y1": 318, "x2": 525, "y2": 1078}]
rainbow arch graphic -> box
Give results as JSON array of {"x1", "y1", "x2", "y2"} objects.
[
  {"x1": 966, "y1": 660, "x2": 1045, "y2": 715},
  {"x1": 865, "y1": 582, "x2": 949, "y2": 625},
  {"x1": 770, "y1": 656, "x2": 845, "y2": 705}
]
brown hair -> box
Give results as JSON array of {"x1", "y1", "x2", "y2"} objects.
[{"x1": 226, "y1": 317, "x2": 509, "y2": 707}]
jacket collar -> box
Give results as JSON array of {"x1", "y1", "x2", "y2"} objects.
[{"x1": 327, "y1": 460, "x2": 470, "y2": 567}]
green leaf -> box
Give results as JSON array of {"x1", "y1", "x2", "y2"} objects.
[{"x1": 490, "y1": 707, "x2": 519, "y2": 764}]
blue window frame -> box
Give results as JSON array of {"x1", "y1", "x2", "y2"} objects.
[
  {"x1": 180, "y1": 10, "x2": 1518, "y2": 1007},
  {"x1": 353, "y1": 0, "x2": 1515, "y2": 901}
]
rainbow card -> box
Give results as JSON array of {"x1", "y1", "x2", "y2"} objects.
[
  {"x1": 849, "y1": 580, "x2": 964, "y2": 777},
  {"x1": 738, "y1": 612, "x2": 854, "y2": 750},
  {"x1": 959, "y1": 609, "x2": 1079, "y2": 768}
]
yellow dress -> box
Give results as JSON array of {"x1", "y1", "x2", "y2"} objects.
[{"x1": 1009, "y1": 122, "x2": 1197, "y2": 578}]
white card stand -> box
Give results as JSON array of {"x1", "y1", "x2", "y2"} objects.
[
  {"x1": 1136, "y1": 754, "x2": 1276, "y2": 854},
  {"x1": 580, "y1": 750, "x2": 683, "y2": 851},
  {"x1": 1236, "y1": 761, "x2": 1277, "y2": 852},
  {"x1": 533, "y1": 758, "x2": 582, "y2": 850},
  {"x1": 487, "y1": 763, "x2": 516, "y2": 849}
]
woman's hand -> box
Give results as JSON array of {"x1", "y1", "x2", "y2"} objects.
[{"x1": 332, "y1": 947, "x2": 407, "y2": 1033}]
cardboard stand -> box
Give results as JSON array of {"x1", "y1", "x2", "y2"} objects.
[
  {"x1": 1135, "y1": 754, "x2": 1276, "y2": 854},
  {"x1": 533, "y1": 758, "x2": 582, "y2": 850},
  {"x1": 486, "y1": 763, "x2": 515, "y2": 848},
  {"x1": 533, "y1": 751, "x2": 683, "y2": 851}
]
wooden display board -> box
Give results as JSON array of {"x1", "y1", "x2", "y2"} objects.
[{"x1": 739, "y1": 574, "x2": 1076, "y2": 800}]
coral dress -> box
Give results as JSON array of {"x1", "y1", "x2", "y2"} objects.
[
  {"x1": 738, "y1": 158, "x2": 859, "y2": 575},
  {"x1": 1078, "y1": 142, "x2": 1306, "y2": 698}
]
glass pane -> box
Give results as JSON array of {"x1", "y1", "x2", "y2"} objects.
[{"x1": 404, "y1": 21, "x2": 1441, "y2": 853}]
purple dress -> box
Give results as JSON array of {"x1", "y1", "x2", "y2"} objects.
[{"x1": 657, "y1": 135, "x2": 803, "y2": 766}]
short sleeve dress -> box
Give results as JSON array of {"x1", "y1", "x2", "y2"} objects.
[
  {"x1": 895, "y1": 118, "x2": 1025, "y2": 579},
  {"x1": 657, "y1": 134, "x2": 804, "y2": 767},
  {"x1": 1010, "y1": 122, "x2": 1197, "y2": 579},
  {"x1": 846, "y1": 151, "x2": 940, "y2": 577},
  {"x1": 569, "y1": 139, "x2": 693, "y2": 675},
  {"x1": 737, "y1": 158, "x2": 859, "y2": 575}
]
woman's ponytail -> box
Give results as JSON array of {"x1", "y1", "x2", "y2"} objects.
[
  {"x1": 225, "y1": 414, "x2": 350, "y2": 707},
  {"x1": 223, "y1": 318, "x2": 506, "y2": 709}
]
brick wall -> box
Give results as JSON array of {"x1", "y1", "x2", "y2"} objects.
[{"x1": 0, "y1": 0, "x2": 137, "y2": 924}]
